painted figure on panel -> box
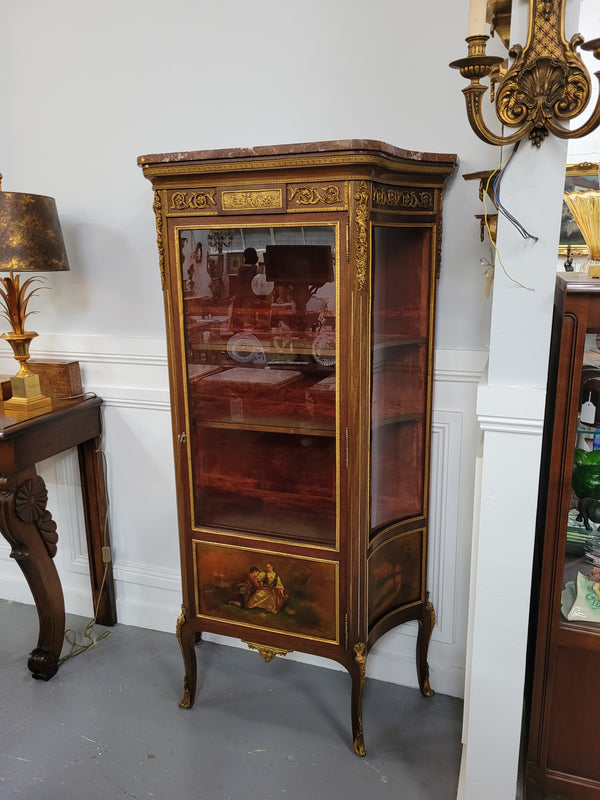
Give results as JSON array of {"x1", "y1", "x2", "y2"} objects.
[
  {"x1": 197, "y1": 543, "x2": 336, "y2": 640},
  {"x1": 247, "y1": 562, "x2": 290, "y2": 614},
  {"x1": 230, "y1": 565, "x2": 263, "y2": 609},
  {"x1": 229, "y1": 562, "x2": 290, "y2": 614}
]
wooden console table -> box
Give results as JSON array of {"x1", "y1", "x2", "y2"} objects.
[{"x1": 0, "y1": 395, "x2": 116, "y2": 680}]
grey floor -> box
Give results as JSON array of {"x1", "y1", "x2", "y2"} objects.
[{"x1": 0, "y1": 600, "x2": 463, "y2": 800}]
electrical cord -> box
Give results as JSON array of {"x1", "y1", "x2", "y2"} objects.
[
  {"x1": 492, "y1": 140, "x2": 539, "y2": 243},
  {"x1": 482, "y1": 143, "x2": 535, "y2": 292}
]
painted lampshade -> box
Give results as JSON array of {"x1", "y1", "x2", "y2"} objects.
[{"x1": 0, "y1": 190, "x2": 70, "y2": 274}]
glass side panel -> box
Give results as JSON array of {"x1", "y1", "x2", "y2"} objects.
[
  {"x1": 563, "y1": 331, "x2": 600, "y2": 627},
  {"x1": 178, "y1": 224, "x2": 337, "y2": 547},
  {"x1": 370, "y1": 225, "x2": 432, "y2": 533}
]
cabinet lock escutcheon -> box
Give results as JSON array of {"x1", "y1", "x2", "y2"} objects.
[{"x1": 178, "y1": 432, "x2": 187, "y2": 444}]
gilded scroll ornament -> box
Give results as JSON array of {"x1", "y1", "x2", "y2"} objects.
[
  {"x1": 245, "y1": 641, "x2": 292, "y2": 663},
  {"x1": 288, "y1": 185, "x2": 342, "y2": 205},
  {"x1": 354, "y1": 181, "x2": 370, "y2": 292},
  {"x1": 152, "y1": 191, "x2": 166, "y2": 289},
  {"x1": 222, "y1": 189, "x2": 282, "y2": 211},
  {"x1": 372, "y1": 184, "x2": 434, "y2": 210},
  {"x1": 353, "y1": 641, "x2": 367, "y2": 679},
  {"x1": 171, "y1": 191, "x2": 217, "y2": 211},
  {"x1": 176, "y1": 604, "x2": 187, "y2": 639}
]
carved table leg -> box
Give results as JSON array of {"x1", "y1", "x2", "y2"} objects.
[
  {"x1": 350, "y1": 642, "x2": 367, "y2": 756},
  {"x1": 416, "y1": 595, "x2": 435, "y2": 697},
  {"x1": 176, "y1": 605, "x2": 197, "y2": 708},
  {"x1": 0, "y1": 468, "x2": 63, "y2": 680}
]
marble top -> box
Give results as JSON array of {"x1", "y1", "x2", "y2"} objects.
[{"x1": 138, "y1": 139, "x2": 457, "y2": 167}]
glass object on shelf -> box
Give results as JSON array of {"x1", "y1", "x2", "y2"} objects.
[
  {"x1": 562, "y1": 331, "x2": 600, "y2": 624},
  {"x1": 179, "y1": 224, "x2": 338, "y2": 546}
]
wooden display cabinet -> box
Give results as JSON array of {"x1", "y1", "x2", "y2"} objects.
[
  {"x1": 527, "y1": 273, "x2": 600, "y2": 797},
  {"x1": 138, "y1": 140, "x2": 456, "y2": 754}
]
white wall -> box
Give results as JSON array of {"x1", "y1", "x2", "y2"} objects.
[{"x1": 0, "y1": 0, "x2": 526, "y2": 730}]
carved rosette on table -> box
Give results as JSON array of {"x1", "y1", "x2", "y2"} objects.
[
  {"x1": 14, "y1": 476, "x2": 58, "y2": 557},
  {"x1": 0, "y1": 473, "x2": 58, "y2": 560}
]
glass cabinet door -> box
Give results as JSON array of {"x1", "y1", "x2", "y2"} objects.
[
  {"x1": 177, "y1": 223, "x2": 338, "y2": 547},
  {"x1": 564, "y1": 331, "x2": 600, "y2": 628},
  {"x1": 369, "y1": 224, "x2": 432, "y2": 534}
]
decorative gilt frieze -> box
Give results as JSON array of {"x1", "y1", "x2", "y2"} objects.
[
  {"x1": 245, "y1": 641, "x2": 292, "y2": 663},
  {"x1": 354, "y1": 181, "x2": 370, "y2": 292},
  {"x1": 152, "y1": 191, "x2": 166, "y2": 290},
  {"x1": 222, "y1": 189, "x2": 282, "y2": 211},
  {"x1": 288, "y1": 184, "x2": 342, "y2": 206},
  {"x1": 435, "y1": 216, "x2": 444, "y2": 280},
  {"x1": 372, "y1": 184, "x2": 435, "y2": 211},
  {"x1": 170, "y1": 190, "x2": 217, "y2": 211}
]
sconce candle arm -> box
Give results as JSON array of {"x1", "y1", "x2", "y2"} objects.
[
  {"x1": 450, "y1": 6, "x2": 600, "y2": 148},
  {"x1": 461, "y1": 83, "x2": 535, "y2": 147}
]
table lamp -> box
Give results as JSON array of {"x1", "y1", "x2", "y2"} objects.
[{"x1": 0, "y1": 175, "x2": 70, "y2": 417}]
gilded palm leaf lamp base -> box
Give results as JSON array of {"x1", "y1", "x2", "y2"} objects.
[
  {"x1": 1, "y1": 331, "x2": 52, "y2": 418},
  {"x1": 585, "y1": 261, "x2": 600, "y2": 277}
]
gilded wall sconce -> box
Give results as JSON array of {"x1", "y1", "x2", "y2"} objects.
[{"x1": 450, "y1": 0, "x2": 600, "y2": 147}]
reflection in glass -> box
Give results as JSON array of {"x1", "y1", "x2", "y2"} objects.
[
  {"x1": 179, "y1": 225, "x2": 337, "y2": 546},
  {"x1": 563, "y1": 332, "x2": 600, "y2": 625},
  {"x1": 370, "y1": 225, "x2": 432, "y2": 532}
]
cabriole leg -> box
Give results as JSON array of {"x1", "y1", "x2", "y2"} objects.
[
  {"x1": 175, "y1": 605, "x2": 197, "y2": 708},
  {"x1": 416, "y1": 596, "x2": 435, "y2": 697},
  {"x1": 351, "y1": 642, "x2": 367, "y2": 756}
]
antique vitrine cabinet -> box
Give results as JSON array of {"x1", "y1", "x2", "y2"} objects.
[
  {"x1": 527, "y1": 274, "x2": 600, "y2": 797},
  {"x1": 138, "y1": 140, "x2": 456, "y2": 754}
]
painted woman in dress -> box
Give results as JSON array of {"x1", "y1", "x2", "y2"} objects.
[{"x1": 247, "y1": 562, "x2": 289, "y2": 614}]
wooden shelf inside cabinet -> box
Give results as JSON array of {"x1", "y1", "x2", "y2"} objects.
[
  {"x1": 195, "y1": 420, "x2": 335, "y2": 437},
  {"x1": 138, "y1": 139, "x2": 456, "y2": 756}
]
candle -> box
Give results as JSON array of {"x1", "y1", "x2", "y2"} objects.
[{"x1": 468, "y1": 0, "x2": 487, "y2": 37}]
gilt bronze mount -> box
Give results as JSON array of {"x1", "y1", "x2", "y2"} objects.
[{"x1": 450, "y1": 0, "x2": 600, "y2": 147}]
